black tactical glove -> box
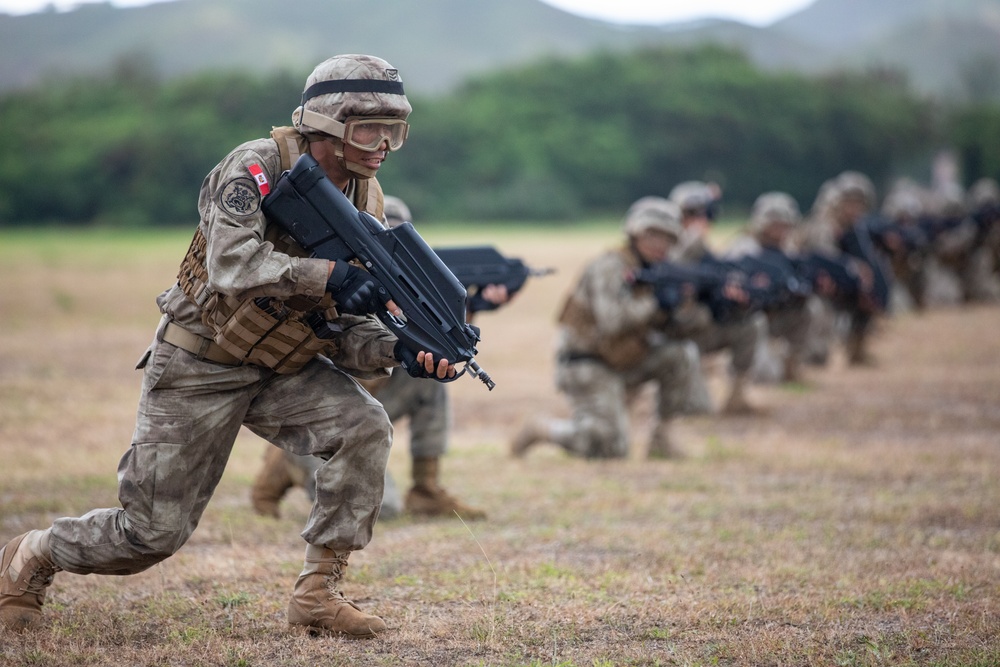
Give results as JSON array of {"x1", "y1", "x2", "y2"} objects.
[{"x1": 326, "y1": 261, "x2": 387, "y2": 316}]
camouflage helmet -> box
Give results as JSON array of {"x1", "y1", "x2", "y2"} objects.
[
  {"x1": 292, "y1": 55, "x2": 412, "y2": 179},
  {"x1": 932, "y1": 182, "x2": 967, "y2": 218},
  {"x1": 382, "y1": 195, "x2": 412, "y2": 228},
  {"x1": 668, "y1": 181, "x2": 715, "y2": 213},
  {"x1": 293, "y1": 54, "x2": 412, "y2": 134},
  {"x1": 967, "y1": 177, "x2": 1000, "y2": 211},
  {"x1": 881, "y1": 181, "x2": 925, "y2": 222},
  {"x1": 623, "y1": 196, "x2": 683, "y2": 240},
  {"x1": 749, "y1": 192, "x2": 801, "y2": 235},
  {"x1": 832, "y1": 171, "x2": 876, "y2": 210}
]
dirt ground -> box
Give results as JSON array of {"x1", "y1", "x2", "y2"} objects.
[{"x1": 1, "y1": 229, "x2": 999, "y2": 666}]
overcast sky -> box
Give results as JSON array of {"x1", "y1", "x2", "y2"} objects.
[{"x1": 0, "y1": 0, "x2": 815, "y2": 25}]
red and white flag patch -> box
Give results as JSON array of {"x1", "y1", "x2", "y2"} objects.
[{"x1": 247, "y1": 163, "x2": 270, "y2": 195}]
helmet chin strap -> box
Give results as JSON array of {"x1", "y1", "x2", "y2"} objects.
[{"x1": 333, "y1": 142, "x2": 377, "y2": 180}]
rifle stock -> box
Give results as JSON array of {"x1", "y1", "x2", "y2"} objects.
[{"x1": 261, "y1": 153, "x2": 495, "y2": 390}]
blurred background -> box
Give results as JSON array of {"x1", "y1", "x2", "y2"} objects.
[{"x1": 0, "y1": 0, "x2": 998, "y2": 226}]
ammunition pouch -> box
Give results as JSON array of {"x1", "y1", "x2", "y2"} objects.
[
  {"x1": 203, "y1": 294, "x2": 338, "y2": 374},
  {"x1": 558, "y1": 293, "x2": 649, "y2": 371}
]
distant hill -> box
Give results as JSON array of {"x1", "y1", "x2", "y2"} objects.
[
  {"x1": 768, "y1": 0, "x2": 1000, "y2": 100},
  {"x1": 1, "y1": 0, "x2": 999, "y2": 100}
]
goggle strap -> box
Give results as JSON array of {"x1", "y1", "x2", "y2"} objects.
[
  {"x1": 301, "y1": 79, "x2": 405, "y2": 104},
  {"x1": 296, "y1": 108, "x2": 347, "y2": 139}
]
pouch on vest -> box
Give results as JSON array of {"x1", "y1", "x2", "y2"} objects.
[
  {"x1": 558, "y1": 293, "x2": 650, "y2": 371},
  {"x1": 207, "y1": 296, "x2": 335, "y2": 374}
]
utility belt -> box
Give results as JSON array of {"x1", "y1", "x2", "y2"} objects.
[{"x1": 158, "y1": 316, "x2": 243, "y2": 366}]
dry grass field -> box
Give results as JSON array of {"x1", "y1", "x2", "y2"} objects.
[{"x1": 1, "y1": 226, "x2": 999, "y2": 666}]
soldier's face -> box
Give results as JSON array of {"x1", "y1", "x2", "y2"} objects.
[
  {"x1": 836, "y1": 196, "x2": 869, "y2": 227},
  {"x1": 634, "y1": 229, "x2": 674, "y2": 264},
  {"x1": 760, "y1": 221, "x2": 792, "y2": 247},
  {"x1": 309, "y1": 136, "x2": 387, "y2": 187},
  {"x1": 343, "y1": 141, "x2": 388, "y2": 175}
]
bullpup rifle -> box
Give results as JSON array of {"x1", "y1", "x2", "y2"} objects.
[
  {"x1": 432, "y1": 245, "x2": 555, "y2": 313},
  {"x1": 261, "y1": 153, "x2": 494, "y2": 390}
]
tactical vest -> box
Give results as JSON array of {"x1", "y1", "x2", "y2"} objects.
[
  {"x1": 176, "y1": 126, "x2": 385, "y2": 373},
  {"x1": 557, "y1": 247, "x2": 653, "y2": 371}
]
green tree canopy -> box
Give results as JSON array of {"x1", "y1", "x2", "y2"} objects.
[{"x1": 0, "y1": 45, "x2": 996, "y2": 226}]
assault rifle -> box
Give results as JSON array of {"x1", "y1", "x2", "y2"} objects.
[
  {"x1": 709, "y1": 253, "x2": 812, "y2": 311},
  {"x1": 787, "y1": 250, "x2": 878, "y2": 312},
  {"x1": 838, "y1": 221, "x2": 891, "y2": 311},
  {"x1": 432, "y1": 245, "x2": 555, "y2": 313},
  {"x1": 261, "y1": 153, "x2": 495, "y2": 390},
  {"x1": 633, "y1": 251, "x2": 813, "y2": 323}
]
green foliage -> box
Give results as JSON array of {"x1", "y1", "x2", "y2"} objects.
[
  {"x1": 950, "y1": 102, "x2": 1000, "y2": 181},
  {"x1": 389, "y1": 46, "x2": 942, "y2": 219},
  {"x1": 0, "y1": 65, "x2": 302, "y2": 226},
  {"x1": 0, "y1": 44, "x2": 996, "y2": 226}
]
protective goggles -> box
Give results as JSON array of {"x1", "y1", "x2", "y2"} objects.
[{"x1": 340, "y1": 117, "x2": 409, "y2": 151}]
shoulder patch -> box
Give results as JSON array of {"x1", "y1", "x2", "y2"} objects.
[{"x1": 220, "y1": 177, "x2": 261, "y2": 216}]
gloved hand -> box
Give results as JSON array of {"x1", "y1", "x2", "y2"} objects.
[{"x1": 326, "y1": 261, "x2": 387, "y2": 315}]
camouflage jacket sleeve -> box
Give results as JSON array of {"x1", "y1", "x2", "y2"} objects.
[
  {"x1": 722, "y1": 234, "x2": 763, "y2": 260},
  {"x1": 580, "y1": 251, "x2": 660, "y2": 337},
  {"x1": 323, "y1": 315, "x2": 399, "y2": 379},
  {"x1": 198, "y1": 138, "x2": 330, "y2": 301}
]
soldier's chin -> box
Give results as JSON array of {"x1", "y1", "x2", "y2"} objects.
[{"x1": 346, "y1": 161, "x2": 379, "y2": 179}]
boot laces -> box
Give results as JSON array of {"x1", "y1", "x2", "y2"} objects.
[
  {"x1": 320, "y1": 553, "x2": 350, "y2": 600},
  {"x1": 22, "y1": 564, "x2": 56, "y2": 596}
]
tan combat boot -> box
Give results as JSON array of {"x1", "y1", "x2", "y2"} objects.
[
  {"x1": 250, "y1": 446, "x2": 296, "y2": 519},
  {"x1": 510, "y1": 418, "x2": 551, "y2": 458},
  {"x1": 782, "y1": 351, "x2": 804, "y2": 384},
  {"x1": 404, "y1": 457, "x2": 486, "y2": 520},
  {"x1": 846, "y1": 331, "x2": 877, "y2": 367},
  {"x1": 0, "y1": 529, "x2": 61, "y2": 632},
  {"x1": 647, "y1": 421, "x2": 683, "y2": 460},
  {"x1": 722, "y1": 375, "x2": 756, "y2": 415},
  {"x1": 287, "y1": 544, "x2": 387, "y2": 638}
]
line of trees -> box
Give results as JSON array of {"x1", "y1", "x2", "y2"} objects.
[{"x1": 1, "y1": 45, "x2": 998, "y2": 226}]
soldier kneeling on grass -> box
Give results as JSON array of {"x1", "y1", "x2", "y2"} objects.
[{"x1": 511, "y1": 196, "x2": 705, "y2": 460}]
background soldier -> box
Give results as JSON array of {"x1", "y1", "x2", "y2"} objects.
[
  {"x1": 0, "y1": 54, "x2": 455, "y2": 639},
  {"x1": 966, "y1": 178, "x2": 1000, "y2": 301},
  {"x1": 725, "y1": 191, "x2": 817, "y2": 383},
  {"x1": 669, "y1": 181, "x2": 764, "y2": 413},
  {"x1": 511, "y1": 196, "x2": 702, "y2": 460},
  {"x1": 797, "y1": 170, "x2": 886, "y2": 366}
]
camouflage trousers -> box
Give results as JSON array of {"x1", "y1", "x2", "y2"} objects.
[
  {"x1": 279, "y1": 369, "x2": 449, "y2": 516},
  {"x1": 689, "y1": 312, "x2": 763, "y2": 377},
  {"x1": 553, "y1": 339, "x2": 700, "y2": 458},
  {"x1": 49, "y1": 335, "x2": 391, "y2": 576},
  {"x1": 767, "y1": 300, "x2": 813, "y2": 361}
]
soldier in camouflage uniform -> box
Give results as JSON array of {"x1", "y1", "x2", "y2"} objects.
[
  {"x1": 669, "y1": 181, "x2": 764, "y2": 413},
  {"x1": 877, "y1": 180, "x2": 931, "y2": 312},
  {"x1": 796, "y1": 170, "x2": 884, "y2": 366},
  {"x1": 510, "y1": 197, "x2": 702, "y2": 460},
  {"x1": 0, "y1": 54, "x2": 455, "y2": 638},
  {"x1": 965, "y1": 178, "x2": 1000, "y2": 301},
  {"x1": 250, "y1": 196, "x2": 487, "y2": 522},
  {"x1": 724, "y1": 192, "x2": 819, "y2": 383},
  {"x1": 930, "y1": 179, "x2": 1000, "y2": 304}
]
